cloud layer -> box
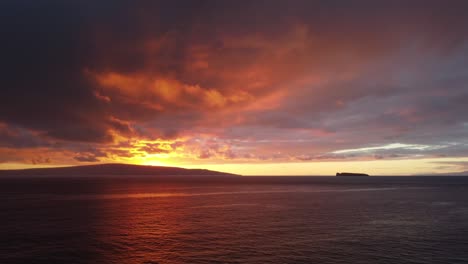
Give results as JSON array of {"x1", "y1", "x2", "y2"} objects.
[{"x1": 0, "y1": 1, "x2": 468, "y2": 173}]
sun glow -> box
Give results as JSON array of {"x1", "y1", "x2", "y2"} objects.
[{"x1": 103, "y1": 137, "x2": 190, "y2": 167}]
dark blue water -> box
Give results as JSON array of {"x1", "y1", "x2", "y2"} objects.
[{"x1": 1, "y1": 176, "x2": 468, "y2": 264}]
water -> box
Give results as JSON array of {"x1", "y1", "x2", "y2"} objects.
[{"x1": 1, "y1": 176, "x2": 468, "y2": 264}]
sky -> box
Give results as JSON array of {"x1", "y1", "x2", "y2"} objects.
[{"x1": 1, "y1": 1, "x2": 468, "y2": 175}]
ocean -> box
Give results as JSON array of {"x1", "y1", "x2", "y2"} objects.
[{"x1": 1, "y1": 176, "x2": 467, "y2": 264}]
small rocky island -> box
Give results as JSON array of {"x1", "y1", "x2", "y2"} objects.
[{"x1": 336, "y1": 172, "x2": 369, "y2": 177}]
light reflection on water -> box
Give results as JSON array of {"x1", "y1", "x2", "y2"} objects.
[
  {"x1": 46, "y1": 187, "x2": 430, "y2": 201},
  {"x1": 0, "y1": 176, "x2": 467, "y2": 264}
]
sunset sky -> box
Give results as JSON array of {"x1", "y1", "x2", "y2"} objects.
[{"x1": 1, "y1": 1, "x2": 468, "y2": 175}]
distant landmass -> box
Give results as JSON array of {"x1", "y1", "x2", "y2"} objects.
[
  {"x1": 0, "y1": 164, "x2": 240, "y2": 177},
  {"x1": 336, "y1": 172, "x2": 369, "y2": 177}
]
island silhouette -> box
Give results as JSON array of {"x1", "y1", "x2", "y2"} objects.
[
  {"x1": 0, "y1": 163, "x2": 239, "y2": 177},
  {"x1": 336, "y1": 172, "x2": 369, "y2": 176}
]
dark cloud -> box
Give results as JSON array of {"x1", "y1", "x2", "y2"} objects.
[
  {"x1": 0, "y1": 123, "x2": 51, "y2": 148},
  {"x1": 31, "y1": 156, "x2": 51, "y2": 165},
  {"x1": 74, "y1": 155, "x2": 100, "y2": 163}
]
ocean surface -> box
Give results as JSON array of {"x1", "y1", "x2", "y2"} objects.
[{"x1": 1, "y1": 176, "x2": 468, "y2": 264}]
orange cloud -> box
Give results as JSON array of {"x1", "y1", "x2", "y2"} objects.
[{"x1": 91, "y1": 71, "x2": 255, "y2": 111}]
